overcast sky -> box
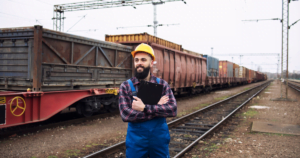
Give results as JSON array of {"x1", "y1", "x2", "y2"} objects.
[{"x1": 0, "y1": 0, "x2": 299, "y2": 73}]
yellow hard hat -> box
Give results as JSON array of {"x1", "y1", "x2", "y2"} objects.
[{"x1": 131, "y1": 43, "x2": 155, "y2": 61}]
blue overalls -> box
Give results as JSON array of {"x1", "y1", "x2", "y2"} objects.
[{"x1": 126, "y1": 78, "x2": 170, "y2": 158}]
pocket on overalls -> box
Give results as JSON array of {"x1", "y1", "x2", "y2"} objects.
[
  {"x1": 152, "y1": 122, "x2": 170, "y2": 145},
  {"x1": 126, "y1": 123, "x2": 147, "y2": 148}
]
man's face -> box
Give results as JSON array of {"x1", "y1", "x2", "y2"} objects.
[{"x1": 134, "y1": 52, "x2": 153, "y2": 79}]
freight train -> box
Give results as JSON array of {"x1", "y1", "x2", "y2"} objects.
[{"x1": 0, "y1": 26, "x2": 267, "y2": 129}]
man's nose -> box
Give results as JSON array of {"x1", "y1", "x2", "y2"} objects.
[{"x1": 136, "y1": 60, "x2": 143, "y2": 65}]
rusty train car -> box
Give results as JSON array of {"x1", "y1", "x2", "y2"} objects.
[{"x1": 0, "y1": 26, "x2": 266, "y2": 129}]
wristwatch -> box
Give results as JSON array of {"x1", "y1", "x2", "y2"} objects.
[{"x1": 143, "y1": 106, "x2": 147, "y2": 113}]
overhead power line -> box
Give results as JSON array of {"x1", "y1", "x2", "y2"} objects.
[
  {"x1": 242, "y1": 18, "x2": 282, "y2": 22},
  {"x1": 66, "y1": 14, "x2": 87, "y2": 32},
  {"x1": 52, "y1": 0, "x2": 186, "y2": 35}
]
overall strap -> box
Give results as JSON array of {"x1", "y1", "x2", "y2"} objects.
[
  {"x1": 127, "y1": 79, "x2": 137, "y2": 96},
  {"x1": 156, "y1": 77, "x2": 160, "y2": 84}
]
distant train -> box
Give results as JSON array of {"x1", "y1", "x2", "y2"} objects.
[{"x1": 0, "y1": 26, "x2": 267, "y2": 129}]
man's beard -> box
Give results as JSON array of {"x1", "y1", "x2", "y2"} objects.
[{"x1": 135, "y1": 64, "x2": 151, "y2": 80}]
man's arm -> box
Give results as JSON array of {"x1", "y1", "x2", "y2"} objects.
[
  {"x1": 144, "y1": 80, "x2": 177, "y2": 117},
  {"x1": 118, "y1": 82, "x2": 152, "y2": 122}
]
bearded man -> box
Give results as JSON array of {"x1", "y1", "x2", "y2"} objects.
[{"x1": 118, "y1": 43, "x2": 177, "y2": 158}]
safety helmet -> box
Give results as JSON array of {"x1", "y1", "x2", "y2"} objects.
[{"x1": 131, "y1": 43, "x2": 155, "y2": 61}]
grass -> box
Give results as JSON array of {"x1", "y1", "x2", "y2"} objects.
[
  {"x1": 208, "y1": 143, "x2": 220, "y2": 151},
  {"x1": 264, "y1": 87, "x2": 270, "y2": 92},
  {"x1": 199, "y1": 103, "x2": 209, "y2": 107},
  {"x1": 215, "y1": 96, "x2": 229, "y2": 101},
  {"x1": 177, "y1": 111, "x2": 187, "y2": 117},
  {"x1": 64, "y1": 149, "x2": 81, "y2": 157},
  {"x1": 244, "y1": 87, "x2": 250, "y2": 91},
  {"x1": 184, "y1": 134, "x2": 192, "y2": 138},
  {"x1": 242, "y1": 108, "x2": 258, "y2": 118},
  {"x1": 92, "y1": 143, "x2": 99, "y2": 146}
]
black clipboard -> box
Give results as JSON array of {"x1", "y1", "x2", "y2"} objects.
[{"x1": 137, "y1": 81, "x2": 163, "y2": 105}]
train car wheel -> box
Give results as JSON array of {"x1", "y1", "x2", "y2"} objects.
[{"x1": 76, "y1": 104, "x2": 94, "y2": 117}]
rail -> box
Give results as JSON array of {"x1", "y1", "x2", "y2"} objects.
[{"x1": 288, "y1": 80, "x2": 300, "y2": 92}]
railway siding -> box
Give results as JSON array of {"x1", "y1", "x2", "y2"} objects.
[{"x1": 183, "y1": 81, "x2": 300, "y2": 157}]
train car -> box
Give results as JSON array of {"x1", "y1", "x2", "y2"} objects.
[
  {"x1": 202, "y1": 55, "x2": 219, "y2": 77},
  {"x1": 233, "y1": 63, "x2": 239, "y2": 78},
  {"x1": 219, "y1": 60, "x2": 233, "y2": 78},
  {"x1": 255, "y1": 71, "x2": 264, "y2": 82},
  {"x1": 248, "y1": 69, "x2": 255, "y2": 83},
  {"x1": 264, "y1": 74, "x2": 268, "y2": 80},
  {"x1": 106, "y1": 33, "x2": 207, "y2": 95},
  {"x1": 0, "y1": 25, "x2": 133, "y2": 129}
]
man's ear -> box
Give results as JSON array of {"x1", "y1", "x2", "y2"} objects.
[{"x1": 150, "y1": 60, "x2": 154, "y2": 67}]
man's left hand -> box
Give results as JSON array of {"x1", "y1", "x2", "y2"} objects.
[{"x1": 132, "y1": 96, "x2": 145, "y2": 112}]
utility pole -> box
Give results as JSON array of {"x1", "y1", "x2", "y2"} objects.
[
  {"x1": 242, "y1": 0, "x2": 299, "y2": 101},
  {"x1": 153, "y1": 1, "x2": 162, "y2": 36},
  {"x1": 273, "y1": 0, "x2": 299, "y2": 101},
  {"x1": 239, "y1": 55, "x2": 243, "y2": 65}
]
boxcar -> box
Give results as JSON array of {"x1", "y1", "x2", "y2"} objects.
[
  {"x1": 202, "y1": 55, "x2": 219, "y2": 77},
  {"x1": 0, "y1": 25, "x2": 133, "y2": 128},
  {"x1": 106, "y1": 33, "x2": 207, "y2": 95},
  {"x1": 219, "y1": 60, "x2": 233, "y2": 77}
]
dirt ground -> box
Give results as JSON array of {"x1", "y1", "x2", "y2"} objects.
[
  {"x1": 0, "y1": 82, "x2": 265, "y2": 158},
  {"x1": 183, "y1": 81, "x2": 300, "y2": 158}
]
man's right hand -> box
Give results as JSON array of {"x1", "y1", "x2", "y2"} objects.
[{"x1": 158, "y1": 95, "x2": 169, "y2": 105}]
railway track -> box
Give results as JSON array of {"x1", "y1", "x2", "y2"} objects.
[
  {"x1": 0, "y1": 82, "x2": 258, "y2": 139},
  {"x1": 288, "y1": 80, "x2": 300, "y2": 92},
  {"x1": 83, "y1": 80, "x2": 271, "y2": 158}
]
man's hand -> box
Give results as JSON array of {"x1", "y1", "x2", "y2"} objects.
[
  {"x1": 158, "y1": 95, "x2": 169, "y2": 105},
  {"x1": 132, "y1": 96, "x2": 145, "y2": 112}
]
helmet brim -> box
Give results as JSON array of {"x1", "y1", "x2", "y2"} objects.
[{"x1": 131, "y1": 50, "x2": 155, "y2": 61}]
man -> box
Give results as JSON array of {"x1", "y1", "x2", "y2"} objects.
[{"x1": 118, "y1": 43, "x2": 177, "y2": 158}]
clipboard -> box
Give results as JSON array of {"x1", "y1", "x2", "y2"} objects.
[{"x1": 137, "y1": 81, "x2": 163, "y2": 105}]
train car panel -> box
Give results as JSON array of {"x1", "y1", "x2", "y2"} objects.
[
  {"x1": 163, "y1": 50, "x2": 170, "y2": 84},
  {"x1": 169, "y1": 51, "x2": 175, "y2": 88},
  {"x1": 174, "y1": 53, "x2": 181, "y2": 88},
  {"x1": 0, "y1": 26, "x2": 133, "y2": 92},
  {"x1": 186, "y1": 56, "x2": 192, "y2": 87},
  {"x1": 233, "y1": 63, "x2": 239, "y2": 77},
  {"x1": 201, "y1": 59, "x2": 207, "y2": 85},
  {"x1": 182, "y1": 48, "x2": 203, "y2": 57},
  {"x1": 152, "y1": 47, "x2": 164, "y2": 79},
  {"x1": 203, "y1": 55, "x2": 219, "y2": 77},
  {"x1": 105, "y1": 32, "x2": 182, "y2": 51},
  {"x1": 219, "y1": 60, "x2": 233, "y2": 77},
  {"x1": 180, "y1": 55, "x2": 187, "y2": 87}
]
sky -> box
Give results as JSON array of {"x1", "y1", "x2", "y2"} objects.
[{"x1": 0, "y1": 0, "x2": 299, "y2": 73}]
